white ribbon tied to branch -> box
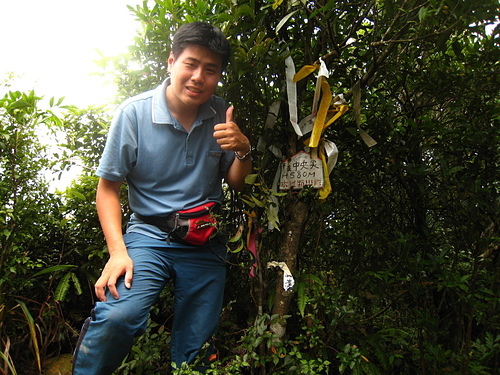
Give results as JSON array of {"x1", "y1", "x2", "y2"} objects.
[{"x1": 268, "y1": 261, "x2": 295, "y2": 291}]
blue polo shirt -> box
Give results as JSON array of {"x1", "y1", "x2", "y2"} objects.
[{"x1": 96, "y1": 79, "x2": 235, "y2": 239}]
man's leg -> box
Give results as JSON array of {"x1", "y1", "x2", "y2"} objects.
[
  {"x1": 170, "y1": 240, "x2": 228, "y2": 370},
  {"x1": 73, "y1": 236, "x2": 172, "y2": 375}
]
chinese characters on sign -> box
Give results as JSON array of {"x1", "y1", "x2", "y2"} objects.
[{"x1": 279, "y1": 151, "x2": 324, "y2": 190}]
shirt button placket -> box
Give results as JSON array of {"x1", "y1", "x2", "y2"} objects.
[{"x1": 186, "y1": 135, "x2": 194, "y2": 165}]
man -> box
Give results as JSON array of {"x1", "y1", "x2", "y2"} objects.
[{"x1": 72, "y1": 22, "x2": 252, "y2": 374}]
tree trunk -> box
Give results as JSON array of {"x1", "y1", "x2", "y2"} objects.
[{"x1": 270, "y1": 197, "x2": 309, "y2": 340}]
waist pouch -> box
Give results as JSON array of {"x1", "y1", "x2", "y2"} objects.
[{"x1": 135, "y1": 202, "x2": 219, "y2": 246}]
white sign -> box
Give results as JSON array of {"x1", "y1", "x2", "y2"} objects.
[{"x1": 279, "y1": 151, "x2": 324, "y2": 190}]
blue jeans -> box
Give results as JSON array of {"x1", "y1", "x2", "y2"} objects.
[{"x1": 72, "y1": 232, "x2": 228, "y2": 374}]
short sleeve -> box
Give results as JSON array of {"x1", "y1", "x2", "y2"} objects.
[{"x1": 96, "y1": 106, "x2": 138, "y2": 182}]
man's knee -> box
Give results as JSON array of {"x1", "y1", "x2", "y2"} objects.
[{"x1": 95, "y1": 303, "x2": 148, "y2": 336}]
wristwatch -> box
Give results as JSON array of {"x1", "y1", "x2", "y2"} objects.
[{"x1": 235, "y1": 148, "x2": 252, "y2": 162}]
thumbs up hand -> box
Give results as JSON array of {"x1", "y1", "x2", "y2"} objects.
[{"x1": 213, "y1": 106, "x2": 250, "y2": 155}]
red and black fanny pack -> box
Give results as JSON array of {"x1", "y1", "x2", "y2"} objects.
[{"x1": 135, "y1": 202, "x2": 219, "y2": 246}]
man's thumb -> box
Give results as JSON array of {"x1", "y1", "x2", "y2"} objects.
[
  {"x1": 226, "y1": 106, "x2": 234, "y2": 123},
  {"x1": 125, "y1": 267, "x2": 133, "y2": 289}
]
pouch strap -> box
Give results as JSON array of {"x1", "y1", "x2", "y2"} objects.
[
  {"x1": 134, "y1": 213, "x2": 175, "y2": 234},
  {"x1": 134, "y1": 203, "x2": 220, "y2": 242}
]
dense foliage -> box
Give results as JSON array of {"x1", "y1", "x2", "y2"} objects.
[{"x1": 0, "y1": 0, "x2": 498, "y2": 374}]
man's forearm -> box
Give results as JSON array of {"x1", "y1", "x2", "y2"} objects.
[
  {"x1": 96, "y1": 178, "x2": 127, "y2": 255},
  {"x1": 226, "y1": 156, "x2": 252, "y2": 192}
]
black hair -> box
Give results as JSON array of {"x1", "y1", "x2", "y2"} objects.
[{"x1": 171, "y1": 22, "x2": 231, "y2": 70}]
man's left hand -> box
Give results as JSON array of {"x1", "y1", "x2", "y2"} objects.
[{"x1": 213, "y1": 107, "x2": 250, "y2": 154}]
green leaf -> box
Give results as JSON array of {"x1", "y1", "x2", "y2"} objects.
[
  {"x1": 236, "y1": 4, "x2": 254, "y2": 18},
  {"x1": 241, "y1": 197, "x2": 255, "y2": 208},
  {"x1": 228, "y1": 225, "x2": 244, "y2": 242},
  {"x1": 266, "y1": 205, "x2": 280, "y2": 229},
  {"x1": 276, "y1": 10, "x2": 299, "y2": 34},
  {"x1": 245, "y1": 174, "x2": 258, "y2": 185},
  {"x1": 272, "y1": 0, "x2": 284, "y2": 10},
  {"x1": 229, "y1": 240, "x2": 245, "y2": 253},
  {"x1": 17, "y1": 300, "x2": 41, "y2": 372},
  {"x1": 0, "y1": 352, "x2": 17, "y2": 375},
  {"x1": 55, "y1": 272, "x2": 72, "y2": 301},
  {"x1": 297, "y1": 281, "x2": 308, "y2": 317},
  {"x1": 418, "y1": 7, "x2": 428, "y2": 22},
  {"x1": 70, "y1": 191, "x2": 87, "y2": 201},
  {"x1": 251, "y1": 194, "x2": 266, "y2": 208},
  {"x1": 32, "y1": 264, "x2": 76, "y2": 277},
  {"x1": 71, "y1": 272, "x2": 83, "y2": 295}
]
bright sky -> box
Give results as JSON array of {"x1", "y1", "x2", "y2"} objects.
[
  {"x1": 0, "y1": 0, "x2": 142, "y2": 107},
  {"x1": 0, "y1": 0, "x2": 145, "y2": 190}
]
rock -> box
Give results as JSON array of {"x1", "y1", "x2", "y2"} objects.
[{"x1": 43, "y1": 353, "x2": 73, "y2": 375}]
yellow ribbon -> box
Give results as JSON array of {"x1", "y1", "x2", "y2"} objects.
[
  {"x1": 324, "y1": 104, "x2": 349, "y2": 129},
  {"x1": 293, "y1": 64, "x2": 318, "y2": 82},
  {"x1": 308, "y1": 77, "x2": 332, "y2": 147},
  {"x1": 318, "y1": 143, "x2": 332, "y2": 200}
]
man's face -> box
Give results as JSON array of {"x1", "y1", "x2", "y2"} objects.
[{"x1": 167, "y1": 44, "x2": 223, "y2": 112}]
